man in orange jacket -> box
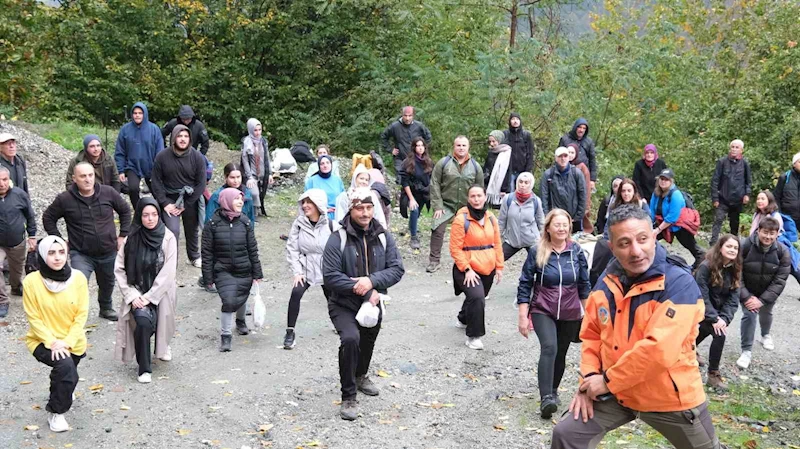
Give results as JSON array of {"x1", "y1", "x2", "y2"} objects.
[{"x1": 551, "y1": 204, "x2": 722, "y2": 449}]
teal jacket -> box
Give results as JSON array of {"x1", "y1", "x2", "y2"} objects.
[{"x1": 206, "y1": 185, "x2": 255, "y2": 223}]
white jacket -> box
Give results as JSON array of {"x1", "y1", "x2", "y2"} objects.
[{"x1": 286, "y1": 189, "x2": 332, "y2": 286}]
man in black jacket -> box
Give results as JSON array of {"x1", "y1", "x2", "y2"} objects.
[
  {"x1": 151, "y1": 125, "x2": 207, "y2": 267},
  {"x1": 380, "y1": 106, "x2": 432, "y2": 182},
  {"x1": 558, "y1": 118, "x2": 597, "y2": 191},
  {"x1": 503, "y1": 112, "x2": 535, "y2": 183},
  {"x1": 774, "y1": 152, "x2": 800, "y2": 226},
  {"x1": 0, "y1": 167, "x2": 36, "y2": 317},
  {"x1": 709, "y1": 139, "x2": 751, "y2": 245},
  {"x1": 0, "y1": 132, "x2": 28, "y2": 194},
  {"x1": 735, "y1": 217, "x2": 790, "y2": 370},
  {"x1": 161, "y1": 105, "x2": 211, "y2": 156},
  {"x1": 541, "y1": 147, "x2": 586, "y2": 232},
  {"x1": 43, "y1": 162, "x2": 131, "y2": 321},
  {"x1": 323, "y1": 188, "x2": 404, "y2": 421}
]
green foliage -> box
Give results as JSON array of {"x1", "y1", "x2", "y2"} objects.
[{"x1": 20, "y1": 121, "x2": 118, "y2": 152}]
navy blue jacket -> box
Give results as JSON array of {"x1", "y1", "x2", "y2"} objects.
[
  {"x1": 517, "y1": 241, "x2": 590, "y2": 321},
  {"x1": 115, "y1": 102, "x2": 164, "y2": 178}
]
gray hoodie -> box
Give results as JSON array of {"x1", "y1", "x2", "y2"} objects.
[{"x1": 286, "y1": 189, "x2": 332, "y2": 286}]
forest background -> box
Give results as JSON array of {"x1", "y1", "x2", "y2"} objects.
[{"x1": 2, "y1": 0, "x2": 799, "y2": 221}]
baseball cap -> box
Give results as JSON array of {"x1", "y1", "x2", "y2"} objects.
[
  {"x1": 0, "y1": 133, "x2": 16, "y2": 143},
  {"x1": 658, "y1": 168, "x2": 675, "y2": 180}
]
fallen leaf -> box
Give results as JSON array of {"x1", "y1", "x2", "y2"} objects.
[
  {"x1": 224, "y1": 391, "x2": 233, "y2": 397},
  {"x1": 211, "y1": 380, "x2": 229, "y2": 384},
  {"x1": 536, "y1": 429, "x2": 548, "y2": 434},
  {"x1": 332, "y1": 400, "x2": 341, "y2": 405},
  {"x1": 762, "y1": 426, "x2": 770, "y2": 433},
  {"x1": 398, "y1": 426, "x2": 408, "y2": 431},
  {"x1": 258, "y1": 424, "x2": 274, "y2": 433},
  {"x1": 157, "y1": 376, "x2": 169, "y2": 380},
  {"x1": 176, "y1": 428, "x2": 191, "y2": 436},
  {"x1": 119, "y1": 405, "x2": 130, "y2": 411},
  {"x1": 793, "y1": 390, "x2": 800, "y2": 396},
  {"x1": 19, "y1": 380, "x2": 32, "y2": 385},
  {"x1": 492, "y1": 330, "x2": 498, "y2": 334},
  {"x1": 376, "y1": 370, "x2": 391, "y2": 378},
  {"x1": 65, "y1": 444, "x2": 74, "y2": 448},
  {"x1": 209, "y1": 406, "x2": 222, "y2": 411},
  {"x1": 615, "y1": 440, "x2": 628, "y2": 445},
  {"x1": 464, "y1": 373, "x2": 479, "y2": 382},
  {"x1": 31, "y1": 404, "x2": 41, "y2": 410},
  {"x1": 441, "y1": 403, "x2": 455, "y2": 408},
  {"x1": 88, "y1": 384, "x2": 104, "y2": 391},
  {"x1": 446, "y1": 373, "x2": 457, "y2": 378},
  {"x1": 416, "y1": 402, "x2": 431, "y2": 407},
  {"x1": 292, "y1": 426, "x2": 304, "y2": 431},
  {"x1": 24, "y1": 425, "x2": 39, "y2": 431},
  {"x1": 493, "y1": 424, "x2": 506, "y2": 431},
  {"x1": 303, "y1": 441, "x2": 321, "y2": 447},
  {"x1": 379, "y1": 419, "x2": 393, "y2": 425},
  {"x1": 744, "y1": 440, "x2": 757, "y2": 449}
]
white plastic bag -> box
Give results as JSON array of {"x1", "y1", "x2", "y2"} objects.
[
  {"x1": 356, "y1": 295, "x2": 388, "y2": 328},
  {"x1": 252, "y1": 285, "x2": 267, "y2": 328}
]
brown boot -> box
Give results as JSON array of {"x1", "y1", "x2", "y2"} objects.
[{"x1": 706, "y1": 370, "x2": 727, "y2": 390}]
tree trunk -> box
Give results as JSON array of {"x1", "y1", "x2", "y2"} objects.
[{"x1": 509, "y1": 0, "x2": 518, "y2": 49}]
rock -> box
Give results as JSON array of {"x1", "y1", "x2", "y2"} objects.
[{"x1": 105, "y1": 427, "x2": 112, "y2": 433}]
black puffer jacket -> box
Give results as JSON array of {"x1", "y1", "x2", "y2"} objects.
[
  {"x1": 739, "y1": 233, "x2": 790, "y2": 305},
  {"x1": 774, "y1": 168, "x2": 800, "y2": 220},
  {"x1": 694, "y1": 260, "x2": 739, "y2": 324},
  {"x1": 322, "y1": 216, "x2": 405, "y2": 312},
  {"x1": 202, "y1": 210, "x2": 263, "y2": 313}
]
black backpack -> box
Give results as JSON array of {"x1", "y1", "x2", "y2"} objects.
[{"x1": 290, "y1": 141, "x2": 315, "y2": 163}]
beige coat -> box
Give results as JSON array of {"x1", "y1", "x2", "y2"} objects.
[{"x1": 114, "y1": 230, "x2": 178, "y2": 362}]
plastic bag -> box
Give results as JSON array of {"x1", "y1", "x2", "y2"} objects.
[
  {"x1": 356, "y1": 295, "x2": 388, "y2": 328},
  {"x1": 252, "y1": 284, "x2": 267, "y2": 328}
]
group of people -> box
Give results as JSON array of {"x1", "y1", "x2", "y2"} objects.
[{"x1": 1, "y1": 104, "x2": 795, "y2": 449}]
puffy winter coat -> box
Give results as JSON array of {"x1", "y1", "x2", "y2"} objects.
[
  {"x1": 322, "y1": 217, "x2": 404, "y2": 312},
  {"x1": 498, "y1": 194, "x2": 544, "y2": 249},
  {"x1": 207, "y1": 185, "x2": 255, "y2": 223},
  {"x1": 632, "y1": 158, "x2": 667, "y2": 205},
  {"x1": 540, "y1": 164, "x2": 586, "y2": 219},
  {"x1": 115, "y1": 102, "x2": 164, "y2": 179},
  {"x1": 774, "y1": 168, "x2": 800, "y2": 221},
  {"x1": 430, "y1": 154, "x2": 484, "y2": 229},
  {"x1": 286, "y1": 189, "x2": 332, "y2": 286},
  {"x1": 694, "y1": 260, "x2": 739, "y2": 325},
  {"x1": 516, "y1": 241, "x2": 590, "y2": 321},
  {"x1": 558, "y1": 118, "x2": 597, "y2": 181},
  {"x1": 201, "y1": 210, "x2": 263, "y2": 313},
  {"x1": 739, "y1": 233, "x2": 790, "y2": 305}
]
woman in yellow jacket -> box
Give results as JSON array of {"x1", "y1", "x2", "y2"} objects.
[
  {"x1": 22, "y1": 235, "x2": 89, "y2": 433},
  {"x1": 450, "y1": 185, "x2": 504, "y2": 350}
]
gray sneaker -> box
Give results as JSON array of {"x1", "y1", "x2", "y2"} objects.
[
  {"x1": 356, "y1": 375, "x2": 379, "y2": 396},
  {"x1": 425, "y1": 262, "x2": 440, "y2": 273},
  {"x1": 410, "y1": 235, "x2": 421, "y2": 250},
  {"x1": 0, "y1": 303, "x2": 8, "y2": 318},
  {"x1": 340, "y1": 399, "x2": 358, "y2": 421}
]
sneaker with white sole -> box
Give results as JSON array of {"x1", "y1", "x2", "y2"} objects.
[
  {"x1": 138, "y1": 372, "x2": 152, "y2": 383},
  {"x1": 189, "y1": 258, "x2": 202, "y2": 268},
  {"x1": 159, "y1": 346, "x2": 172, "y2": 361},
  {"x1": 48, "y1": 413, "x2": 69, "y2": 432},
  {"x1": 465, "y1": 337, "x2": 484, "y2": 350},
  {"x1": 454, "y1": 318, "x2": 467, "y2": 329},
  {"x1": 761, "y1": 334, "x2": 775, "y2": 351},
  {"x1": 736, "y1": 351, "x2": 752, "y2": 369}
]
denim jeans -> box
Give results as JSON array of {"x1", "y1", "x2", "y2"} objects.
[
  {"x1": 70, "y1": 250, "x2": 117, "y2": 311},
  {"x1": 409, "y1": 206, "x2": 421, "y2": 237}
]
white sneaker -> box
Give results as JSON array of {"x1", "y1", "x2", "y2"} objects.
[
  {"x1": 465, "y1": 337, "x2": 484, "y2": 350},
  {"x1": 454, "y1": 318, "x2": 467, "y2": 329},
  {"x1": 191, "y1": 259, "x2": 202, "y2": 268},
  {"x1": 138, "y1": 372, "x2": 152, "y2": 383},
  {"x1": 761, "y1": 335, "x2": 775, "y2": 351},
  {"x1": 48, "y1": 413, "x2": 69, "y2": 432},
  {"x1": 72, "y1": 393, "x2": 76, "y2": 401},
  {"x1": 736, "y1": 351, "x2": 752, "y2": 369},
  {"x1": 159, "y1": 346, "x2": 172, "y2": 361}
]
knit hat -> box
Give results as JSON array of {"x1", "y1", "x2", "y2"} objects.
[
  {"x1": 793, "y1": 152, "x2": 800, "y2": 166},
  {"x1": 348, "y1": 187, "x2": 374, "y2": 209},
  {"x1": 489, "y1": 130, "x2": 505, "y2": 144},
  {"x1": 82, "y1": 134, "x2": 101, "y2": 151}
]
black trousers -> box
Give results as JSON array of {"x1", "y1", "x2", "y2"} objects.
[
  {"x1": 133, "y1": 306, "x2": 157, "y2": 375},
  {"x1": 32, "y1": 344, "x2": 85, "y2": 414},
  {"x1": 696, "y1": 321, "x2": 726, "y2": 372},
  {"x1": 125, "y1": 170, "x2": 152, "y2": 210},
  {"x1": 673, "y1": 228, "x2": 706, "y2": 269},
  {"x1": 710, "y1": 202, "x2": 743, "y2": 245},
  {"x1": 287, "y1": 281, "x2": 331, "y2": 328},
  {"x1": 453, "y1": 265, "x2": 495, "y2": 338},
  {"x1": 532, "y1": 313, "x2": 581, "y2": 399},
  {"x1": 328, "y1": 301, "x2": 381, "y2": 400},
  {"x1": 502, "y1": 242, "x2": 532, "y2": 262},
  {"x1": 257, "y1": 179, "x2": 268, "y2": 216},
  {"x1": 163, "y1": 204, "x2": 201, "y2": 261}
]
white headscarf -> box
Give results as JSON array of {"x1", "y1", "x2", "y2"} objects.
[{"x1": 37, "y1": 235, "x2": 74, "y2": 293}]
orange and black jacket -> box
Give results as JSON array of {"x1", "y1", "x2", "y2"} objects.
[
  {"x1": 449, "y1": 207, "x2": 504, "y2": 276},
  {"x1": 580, "y1": 244, "x2": 706, "y2": 412}
]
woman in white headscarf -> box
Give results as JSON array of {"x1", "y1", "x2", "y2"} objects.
[
  {"x1": 22, "y1": 235, "x2": 89, "y2": 433},
  {"x1": 241, "y1": 118, "x2": 274, "y2": 217},
  {"x1": 334, "y1": 164, "x2": 387, "y2": 228}
]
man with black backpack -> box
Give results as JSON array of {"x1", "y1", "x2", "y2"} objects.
[{"x1": 709, "y1": 139, "x2": 751, "y2": 245}]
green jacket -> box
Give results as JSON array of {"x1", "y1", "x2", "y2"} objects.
[
  {"x1": 66, "y1": 149, "x2": 121, "y2": 192},
  {"x1": 430, "y1": 154, "x2": 484, "y2": 229}
]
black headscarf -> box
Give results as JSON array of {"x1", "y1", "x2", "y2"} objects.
[
  {"x1": 124, "y1": 197, "x2": 166, "y2": 293},
  {"x1": 37, "y1": 236, "x2": 72, "y2": 283},
  {"x1": 316, "y1": 155, "x2": 333, "y2": 179}
]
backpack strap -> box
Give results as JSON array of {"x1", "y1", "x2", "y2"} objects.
[
  {"x1": 505, "y1": 195, "x2": 513, "y2": 208},
  {"x1": 463, "y1": 212, "x2": 470, "y2": 234},
  {"x1": 338, "y1": 227, "x2": 386, "y2": 253}
]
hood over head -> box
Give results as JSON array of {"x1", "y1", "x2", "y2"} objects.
[
  {"x1": 569, "y1": 118, "x2": 590, "y2": 140},
  {"x1": 170, "y1": 124, "x2": 192, "y2": 151},
  {"x1": 508, "y1": 112, "x2": 522, "y2": 129},
  {"x1": 350, "y1": 164, "x2": 370, "y2": 189},
  {"x1": 367, "y1": 168, "x2": 385, "y2": 186},
  {"x1": 82, "y1": 134, "x2": 102, "y2": 152},
  {"x1": 178, "y1": 105, "x2": 195, "y2": 120},
  {"x1": 298, "y1": 188, "x2": 328, "y2": 216},
  {"x1": 131, "y1": 101, "x2": 150, "y2": 125}
]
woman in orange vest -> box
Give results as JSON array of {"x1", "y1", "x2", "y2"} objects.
[{"x1": 450, "y1": 185, "x2": 504, "y2": 351}]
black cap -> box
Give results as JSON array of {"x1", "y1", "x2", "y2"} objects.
[{"x1": 658, "y1": 168, "x2": 675, "y2": 180}]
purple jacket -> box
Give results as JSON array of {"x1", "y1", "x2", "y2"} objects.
[{"x1": 516, "y1": 241, "x2": 590, "y2": 321}]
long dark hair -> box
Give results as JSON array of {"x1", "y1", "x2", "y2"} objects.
[
  {"x1": 611, "y1": 178, "x2": 643, "y2": 210},
  {"x1": 756, "y1": 189, "x2": 778, "y2": 215},
  {"x1": 223, "y1": 162, "x2": 242, "y2": 178},
  {"x1": 403, "y1": 137, "x2": 433, "y2": 174},
  {"x1": 704, "y1": 234, "x2": 742, "y2": 289}
]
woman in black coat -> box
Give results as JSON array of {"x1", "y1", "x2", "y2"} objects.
[
  {"x1": 201, "y1": 188, "x2": 263, "y2": 352},
  {"x1": 632, "y1": 143, "x2": 667, "y2": 204}
]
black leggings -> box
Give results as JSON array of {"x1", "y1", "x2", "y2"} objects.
[
  {"x1": 696, "y1": 321, "x2": 726, "y2": 372},
  {"x1": 133, "y1": 307, "x2": 157, "y2": 375},
  {"x1": 532, "y1": 313, "x2": 581, "y2": 399},
  {"x1": 286, "y1": 281, "x2": 331, "y2": 328},
  {"x1": 453, "y1": 265, "x2": 495, "y2": 338}
]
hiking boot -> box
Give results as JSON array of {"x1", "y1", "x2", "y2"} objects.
[
  {"x1": 99, "y1": 308, "x2": 118, "y2": 321},
  {"x1": 356, "y1": 375, "x2": 379, "y2": 396},
  {"x1": 540, "y1": 394, "x2": 558, "y2": 419},
  {"x1": 0, "y1": 303, "x2": 8, "y2": 318},
  {"x1": 11, "y1": 286, "x2": 22, "y2": 296},
  {"x1": 220, "y1": 335, "x2": 232, "y2": 352},
  {"x1": 235, "y1": 319, "x2": 250, "y2": 335},
  {"x1": 410, "y1": 235, "x2": 421, "y2": 250},
  {"x1": 696, "y1": 352, "x2": 706, "y2": 367},
  {"x1": 706, "y1": 370, "x2": 727, "y2": 390},
  {"x1": 283, "y1": 329, "x2": 296, "y2": 350},
  {"x1": 761, "y1": 334, "x2": 775, "y2": 351},
  {"x1": 465, "y1": 337, "x2": 484, "y2": 350},
  {"x1": 736, "y1": 351, "x2": 752, "y2": 369},
  {"x1": 340, "y1": 399, "x2": 358, "y2": 421},
  {"x1": 425, "y1": 262, "x2": 440, "y2": 273}
]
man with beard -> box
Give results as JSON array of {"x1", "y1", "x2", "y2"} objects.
[
  {"x1": 161, "y1": 105, "x2": 211, "y2": 156},
  {"x1": 151, "y1": 125, "x2": 207, "y2": 267},
  {"x1": 115, "y1": 102, "x2": 164, "y2": 209},
  {"x1": 503, "y1": 112, "x2": 535, "y2": 185},
  {"x1": 66, "y1": 135, "x2": 121, "y2": 191}
]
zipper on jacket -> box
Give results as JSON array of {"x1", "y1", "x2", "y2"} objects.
[
  {"x1": 362, "y1": 235, "x2": 370, "y2": 276},
  {"x1": 556, "y1": 252, "x2": 563, "y2": 320}
]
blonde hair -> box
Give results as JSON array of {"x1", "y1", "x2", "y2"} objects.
[{"x1": 536, "y1": 209, "x2": 573, "y2": 268}]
